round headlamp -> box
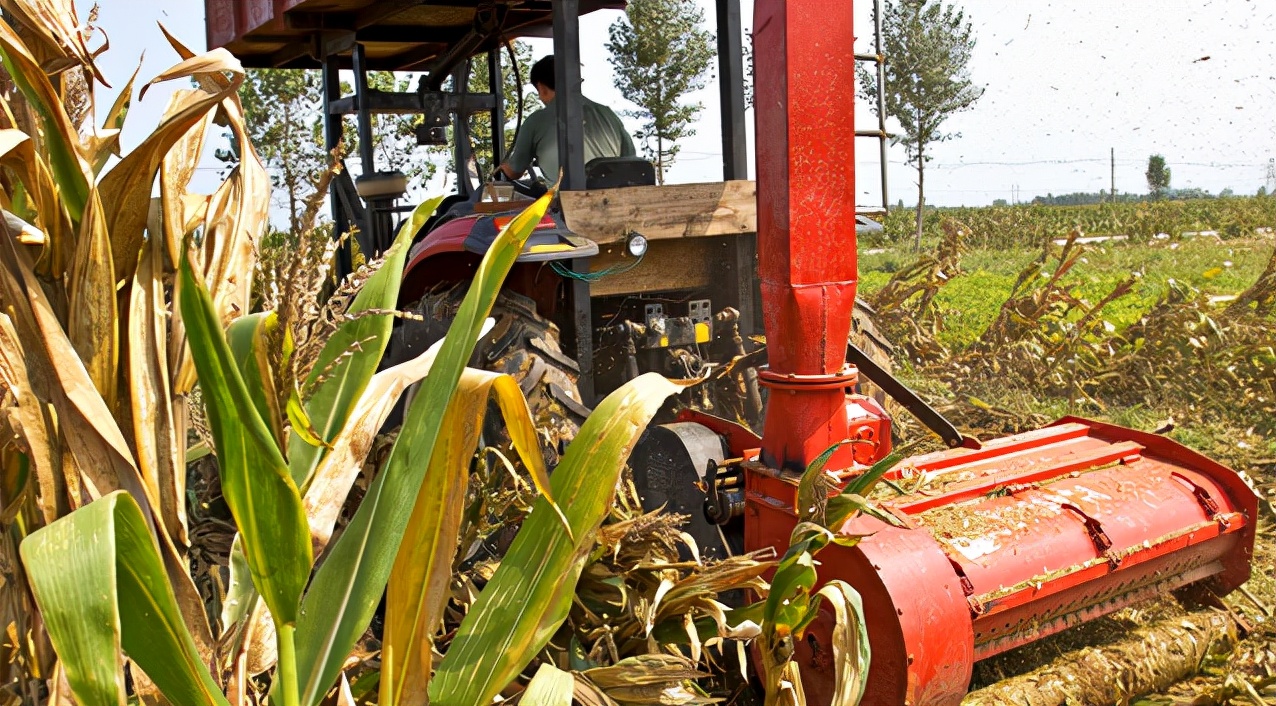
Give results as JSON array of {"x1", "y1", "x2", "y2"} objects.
[{"x1": 626, "y1": 232, "x2": 648, "y2": 258}]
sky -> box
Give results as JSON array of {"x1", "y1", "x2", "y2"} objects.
[{"x1": 86, "y1": 0, "x2": 1276, "y2": 209}]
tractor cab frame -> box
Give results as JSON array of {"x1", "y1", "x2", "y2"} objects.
[{"x1": 205, "y1": 0, "x2": 892, "y2": 412}]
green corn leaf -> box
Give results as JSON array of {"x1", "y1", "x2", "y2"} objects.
[
  {"x1": 179, "y1": 252, "x2": 312, "y2": 628},
  {"x1": 289, "y1": 194, "x2": 445, "y2": 490},
  {"x1": 226, "y1": 312, "x2": 284, "y2": 448},
  {"x1": 796, "y1": 440, "x2": 848, "y2": 525},
  {"x1": 294, "y1": 192, "x2": 556, "y2": 706},
  {"x1": 763, "y1": 550, "x2": 818, "y2": 634},
  {"x1": 20, "y1": 491, "x2": 229, "y2": 706},
  {"x1": 429, "y1": 372, "x2": 683, "y2": 706}
]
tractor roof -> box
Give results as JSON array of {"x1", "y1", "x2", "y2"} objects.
[{"x1": 206, "y1": 0, "x2": 625, "y2": 70}]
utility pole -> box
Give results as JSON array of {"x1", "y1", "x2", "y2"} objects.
[
  {"x1": 1110, "y1": 148, "x2": 1115, "y2": 202},
  {"x1": 1266, "y1": 158, "x2": 1276, "y2": 194}
]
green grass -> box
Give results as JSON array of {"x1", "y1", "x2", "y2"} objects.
[{"x1": 859, "y1": 236, "x2": 1274, "y2": 350}]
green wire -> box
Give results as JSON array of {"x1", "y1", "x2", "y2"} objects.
[{"x1": 550, "y1": 251, "x2": 645, "y2": 282}]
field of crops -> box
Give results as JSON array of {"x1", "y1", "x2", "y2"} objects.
[
  {"x1": 872, "y1": 195, "x2": 1276, "y2": 249},
  {"x1": 857, "y1": 219, "x2": 1276, "y2": 702}
]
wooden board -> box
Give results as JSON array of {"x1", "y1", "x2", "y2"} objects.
[
  {"x1": 473, "y1": 198, "x2": 536, "y2": 214},
  {"x1": 586, "y1": 237, "x2": 730, "y2": 297},
  {"x1": 559, "y1": 180, "x2": 757, "y2": 245}
]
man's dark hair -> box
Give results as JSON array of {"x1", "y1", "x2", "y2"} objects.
[{"x1": 530, "y1": 55, "x2": 555, "y2": 91}]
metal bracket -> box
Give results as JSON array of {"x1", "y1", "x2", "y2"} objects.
[
  {"x1": 1060, "y1": 502, "x2": 1120, "y2": 567},
  {"x1": 689, "y1": 299, "x2": 712, "y2": 325},
  {"x1": 1171, "y1": 472, "x2": 1229, "y2": 528}
]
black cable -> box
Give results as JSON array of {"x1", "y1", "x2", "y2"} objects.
[{"x1": 504, "y1": 37, "x2": 525, "y2": 161}]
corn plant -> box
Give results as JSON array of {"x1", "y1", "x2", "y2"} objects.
[
  {"x1": 21, "y1": 176, "x2": 692, "y2": 706},
  {"x1": 755, "y1": 444, "x2": 905, "y2": 706},
  {"x1": 0, "y1": 1, "x2": 264, "y2": 698}
]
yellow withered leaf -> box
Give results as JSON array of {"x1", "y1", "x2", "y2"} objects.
[
  {"x1": 98, "y1": 46, "x2": 245, "y2": 285},
  {"x1": 381, "y1": 365, "x2": 557, "y2": 706}
]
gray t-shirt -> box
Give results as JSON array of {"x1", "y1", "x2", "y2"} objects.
[{"x1": 506, "y1": 96, "x2": 637, "y2": 182}]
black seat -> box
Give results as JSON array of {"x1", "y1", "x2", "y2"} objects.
[{"x1": 585, "y1": 156, "x2": 657, "y2": 189}]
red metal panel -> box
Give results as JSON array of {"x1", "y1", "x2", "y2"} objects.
[
  {"x1": 753, "y1": 0, "x2": 858, "y2": 376},
  {"x1": 205, "y1": 0, "x2": 243, "y2": 51}
]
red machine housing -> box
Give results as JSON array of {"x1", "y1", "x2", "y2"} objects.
[
  {"x1": 745, "y1": 1, "x2": 1257, "y2": 704},
  {"x1": 739, "y1": 419, "x2": 1257, "y2": 705}
]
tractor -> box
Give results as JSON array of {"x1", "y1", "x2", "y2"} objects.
[
  {"x1": 206, "y1": 0, "x2": 898, "y2": 457},
  {"x1": 206, "y1": 1, "x2": 1259, "y2": 704}
]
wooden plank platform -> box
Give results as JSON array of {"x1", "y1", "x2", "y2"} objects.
[{"x1": 558, "y1": 180, "x2": 757, "y2": 245}]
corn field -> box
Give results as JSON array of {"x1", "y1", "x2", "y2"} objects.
[{"x1": 875, "y1": 197, "x2": 1276, "y2": 249}]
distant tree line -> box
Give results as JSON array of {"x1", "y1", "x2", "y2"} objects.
[{"x1": 1014, "y1": 187, "x2": 1251, "y2": 208}]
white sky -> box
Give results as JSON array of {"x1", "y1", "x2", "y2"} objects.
[{"x1": 89, "y1": 0, "x2": 1276, "y2": 208}]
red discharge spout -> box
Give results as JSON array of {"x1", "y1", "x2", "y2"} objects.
[{"x1": 754, "y1": 0, "x2": 862, "y2": 470}]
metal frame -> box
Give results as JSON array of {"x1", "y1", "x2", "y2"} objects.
[
  {"x1": 854, "y1": 0, "x2": 890, "y2": 213},
  {"x1": 310, "y1": 0, "x2": 884, "y2": 398}
]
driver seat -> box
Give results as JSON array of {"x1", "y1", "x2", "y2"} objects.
[{"x1": 584, "y1": 156, "x2": 657, "y2": 189}]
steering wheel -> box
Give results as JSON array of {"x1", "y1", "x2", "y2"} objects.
[{"x1": 494, "y1": 169, "x2": 548, "y2": 199}]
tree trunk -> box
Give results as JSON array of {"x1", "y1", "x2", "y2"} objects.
[
  {"x1": 914, "y1": 141, "x2": 924, "y2": 252},
  {"x1": 657, "y1": 134, "x2": 665, "y2": 186},
  {"x1": 962, "y1": 610, "x2": 1236, "y2": 706}
]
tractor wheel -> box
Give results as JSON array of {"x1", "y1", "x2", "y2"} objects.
[{"x1": 384, "y1": 281, "x2": 590, "y2": 468}]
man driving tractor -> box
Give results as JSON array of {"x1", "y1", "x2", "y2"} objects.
[{"x1": 497, "y1": 55, "x2": 637, "y2": 183}]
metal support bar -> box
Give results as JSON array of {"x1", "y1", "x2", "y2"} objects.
[
  {"x1": 844, "y1": 342, "x2": 978, "y2": 450},
  {"x1": 351, "y1": 42, "x2": 375, "y2": 175},
  {"x1": 716, "y1": 0, "x2": 748, "y2": 182},
  {"x1": 873, "y1": 0, "x2": 889, "y2": 211},
  {"x1": 452, "y1": 61, "x2": 474, "y2": 198},
  {"x1": 717, "y1": 0, "x2": 754, "y2": 335},
  {"x1": 570, "y1": 258, "x2": 596, "y2": 405},
  {"x1": 322, "y1": 53, "x2": 353, "y2": 279},
  {"x1": 552, "y1": 0, "x2": 593, "y2": 405},
  {"x1": 488, "y1": 48, "x2": 504, "y2": 168},
  {"x1": 551, "y1": 0, "x2": 586, "y2": 190}
]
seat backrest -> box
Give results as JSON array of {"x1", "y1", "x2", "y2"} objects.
[{"x1": 585, "y1": 156, "x2": 657, "y2": 189}]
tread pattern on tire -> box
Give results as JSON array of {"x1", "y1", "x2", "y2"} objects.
[{"x1": 385, "y1": 282, "x2": 588, "y2": 466}]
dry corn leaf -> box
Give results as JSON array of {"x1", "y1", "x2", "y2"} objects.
[
  {"x1": 97, "y1": 46, "x2": 244, "y2": 284},
  {"x1": 129, "y1": 212, "x2": 185, "y2": 547},
  {"x1": 0, "y1": 0, "x2": 107, "y2": 84}
]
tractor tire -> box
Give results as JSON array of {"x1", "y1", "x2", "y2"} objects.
[{"x1": 384, "y1": 282, "x2": 590, "y2": 468}]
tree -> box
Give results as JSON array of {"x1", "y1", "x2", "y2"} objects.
[
  {"x1": 232, "y1": 69, "x2": 327, "y2": 236},
  {"x1": 858, "y1": 0, "x2": 984, "y2": 250},
  {"x1": 606, "y1": 0, "x2": 715, "y2": 184},
  {"x1": 1146, "y1": 154, "x2": 1171, "y2": 198}
]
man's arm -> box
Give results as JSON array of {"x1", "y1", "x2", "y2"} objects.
[{"x1": 499, "y1": 111, "x2": 541, "y2": 179}]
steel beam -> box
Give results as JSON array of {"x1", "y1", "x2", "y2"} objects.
[
  {"x1": 552, "y1": 0, "x2": 594, "y2": 405},
  {"x1": 323, "y1": 53, "x2": 353, "y2": 279},
  {"x1": 351, "y1": 42, "x2": 376, "y2": 176},
  {"x1": 551, "y1": 0, "x2": 587, "y2": 190},
  {"x1": 715, "y1": 0, "x2": 748, "y2": 182},
  {"x1": 488, "y1": 48, "x2": 505, "y2": 168}
]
